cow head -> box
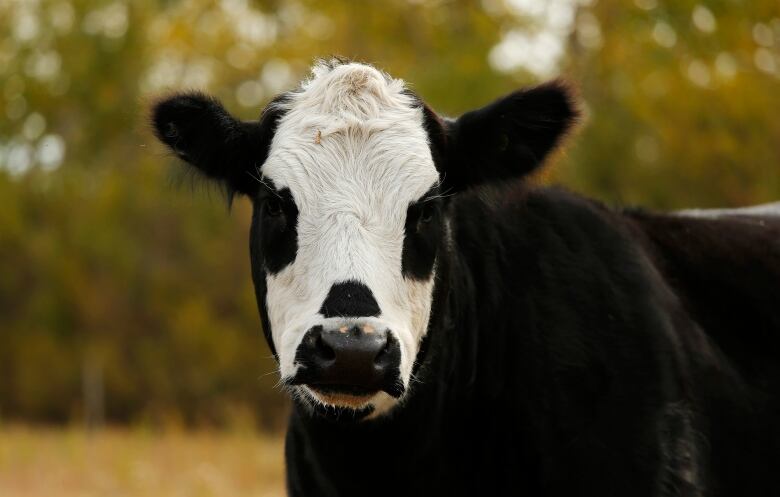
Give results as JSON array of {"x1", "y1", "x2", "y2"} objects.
[{"x1": 151, "y1": 60, "x2": 577, "y2": 418}]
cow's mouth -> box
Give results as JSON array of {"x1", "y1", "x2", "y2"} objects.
[{"x1": 306, "y1": 385, "x2": 378, "y2": 408}]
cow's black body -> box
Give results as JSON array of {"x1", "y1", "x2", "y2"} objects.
[
  {"x1": 628, "y1": 208, "x2": 780, "y2": 496},
  {"x1": 286, "y1": 185, "x2": 779, "y2": 497},
  {"x1": 149, "y1": 61, "x2": 779, "y2": 497}
]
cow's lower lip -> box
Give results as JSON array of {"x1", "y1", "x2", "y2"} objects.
[
  {"x1": 309, "y1": 384, "x2": 376, "y2": 396},
  {"x1": 307, "y1": 386, "x2": 378, "y2": 407}
]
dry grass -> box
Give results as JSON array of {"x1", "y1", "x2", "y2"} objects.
[{"x1": 0, "y1": 425, "x2": 286, "y2": 497}]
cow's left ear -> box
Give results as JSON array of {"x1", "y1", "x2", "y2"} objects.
[{"x1": 430, "y1": 80, "x2": 579, "y2": 192}]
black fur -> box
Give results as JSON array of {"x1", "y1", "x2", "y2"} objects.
[
  {"x1": 402, "y1": 185, "x2": 444, "y2": 280},
  {"x1": 419, "y1": 81, "x2": 579, "y2": 192},
  {"x1": 151, "y1": 92, "x2": 287, "y2": 200},
  {"x1": 319, "y1": 281, "x2": 381, "y2": 318},
  {"x1": 255, "y1": 182, "x2": 298, "y2": 275},
  {"x1": 249, "y1": 181, "x2": 299, "y2": 359},
  {"x1": 625, "y1": 209, "x2": 780, "y2": 496},
  {"x1": 249, "y1": 208, "x2": 275, "y2": 358}
]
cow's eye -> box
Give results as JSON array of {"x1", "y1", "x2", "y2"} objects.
[
  {"x1": 419, "y1": 203, "x2": 436, "y2": 224},
  {"x1": 265, "y1": 198, "x2": 283, "y2": 217}
]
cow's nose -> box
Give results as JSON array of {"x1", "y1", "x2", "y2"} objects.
[{"x1": 293, "y1": 324, "x2": 403, "y2": 397}]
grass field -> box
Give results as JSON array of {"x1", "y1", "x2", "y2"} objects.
[{"x1": 0, "y1": 426, "x2": 286, "y2": 497}]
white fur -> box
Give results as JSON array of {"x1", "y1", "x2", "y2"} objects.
[{"x1": 261, "y1": 61, "x2": 439, "y2": 416}]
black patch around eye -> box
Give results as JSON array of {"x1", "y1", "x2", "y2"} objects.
[
  {"x1": 249, "y1": 219, "x2": 276, "y2": 358},
  {"x1": 264, "y1": 197, "x2": 283, "y2": 217},
  {"x1": 419, "y1": 203, "x2": 435, "y2": 223},
  {"x1": 402, "y1": 186, "x2": 443, "y2": 280},
  {"x1": 253, "y1": 181, "x2": 299, "y2": 275}
]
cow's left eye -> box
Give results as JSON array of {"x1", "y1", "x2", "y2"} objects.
[
  {"x1": 419, "y1": 203, "x2": 435, "y2": 224},
  {"x1": 265, "y1": 198, "x2": 283, "y2": 217}
]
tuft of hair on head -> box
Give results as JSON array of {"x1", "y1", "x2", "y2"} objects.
[{"x1": 295, "y1": 58, "x2": 411, "y2": 124}]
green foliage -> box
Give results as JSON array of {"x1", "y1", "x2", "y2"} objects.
[
  {"x1": 1, "y1": 0, "x2": 778, "y2": 426},
  {"x1": 564, "y1": 0, "x2": 780, "y2": 208}
]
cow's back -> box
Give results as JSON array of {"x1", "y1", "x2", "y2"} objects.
[
  {"x1": 627, "y1": 207, "x2": 780, "y2": 495},
  {"x1": 626, "y1": 208, "x2": 780, "y2": 392}
]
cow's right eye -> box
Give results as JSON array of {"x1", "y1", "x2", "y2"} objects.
[{"x1": 265, "y1": 198, "x2": 283, "y2": 217}]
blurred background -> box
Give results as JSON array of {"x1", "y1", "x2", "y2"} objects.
[{"x1": 1, "y1": 0, "x2": 778, "y2": 495}]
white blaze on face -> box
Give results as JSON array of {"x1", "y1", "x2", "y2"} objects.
[{"x1": 261, "y1": 62, "x2": 440, "y2": 410}]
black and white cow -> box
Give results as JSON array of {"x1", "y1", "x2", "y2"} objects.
[{"x1": 151, "y1": 60, "x2": 779, "y2": 497}]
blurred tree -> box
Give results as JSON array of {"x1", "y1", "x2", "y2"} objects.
[
  {"x1": 0, "y1": 0, "x2": 778, "y2": 427},
  {"x1": 560, "y1": 0, "x2": 780, "y2": 207}
]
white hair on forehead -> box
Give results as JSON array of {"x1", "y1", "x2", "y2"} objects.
[{"x1": 275, "y1": 60, "x2": 419, "y2": 137}]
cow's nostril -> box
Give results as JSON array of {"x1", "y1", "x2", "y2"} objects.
[
  {"x1": 315, "y1": 333, "x2": 336, "y2": 361},
  {"x1": 373, "y1": 333, "x2": 398, "y2": 368},
  {"x1": 297, "y1": 325, "x2": 335, "y2": 368},
  {"x1": 373, "y1": 338, "x2": 390, "y2": 363}
]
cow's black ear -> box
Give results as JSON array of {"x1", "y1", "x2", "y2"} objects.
[
  {"x1": 441, "y1": 80, "x2": 579, "y2": 192},
  {"x1": 151, "y1": 92, "x2": 277, "y2": 198}
]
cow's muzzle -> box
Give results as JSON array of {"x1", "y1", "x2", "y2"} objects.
[{"x1": 290, "y1": 322, "x2": 403, "y2": 402}]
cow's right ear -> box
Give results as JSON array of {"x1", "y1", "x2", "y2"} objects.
[
  {"x1": 428, "y1": 81, "x2": 579, "y2": 193},
  {"x1": 151, "y1": 92, "x2": 279, "y2": 198}
]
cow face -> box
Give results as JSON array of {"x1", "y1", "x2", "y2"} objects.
[{"x1": 151, "y1": 60, "x2": 577, "y2": 418}]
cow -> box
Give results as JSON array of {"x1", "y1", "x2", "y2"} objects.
[{"x1": 150, "y1": 59, "x2": 779, "y2": 497}]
